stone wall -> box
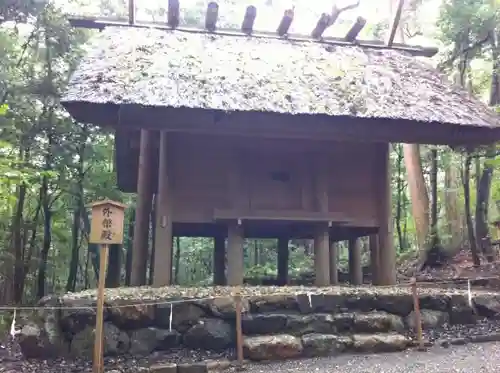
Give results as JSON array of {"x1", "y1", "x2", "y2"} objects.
[{"x1": 17, "y1": 286, "x2": 500, "y2": 361}]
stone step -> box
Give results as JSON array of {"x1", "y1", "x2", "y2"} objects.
[
  {"x1": 242, "y1": 311, "x2": 407, "y2": 336},
  {"x1": 243, "y1": 332, "x2": 412, "y2": 361}
]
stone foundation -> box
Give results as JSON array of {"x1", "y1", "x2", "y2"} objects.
[{"x1": 16, "y1": 286, "x2": 500, "y2": 361}]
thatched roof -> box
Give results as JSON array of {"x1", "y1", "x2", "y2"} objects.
[{"x1": 61, "y1": 27, "x2": 500, "y2": 146}]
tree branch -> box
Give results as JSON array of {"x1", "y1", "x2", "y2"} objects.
[
  {"x1": 0, "y1": 22, "x2": 39, "y2": 106},
  {"x1": 438, "y1": 33, "x2": 491, "y2": 71}
]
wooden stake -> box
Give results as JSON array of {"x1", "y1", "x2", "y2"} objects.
[
  {"x1": 94, "y1": 244, "x2": 109, "y2": 373},
  {"x1": 234, "y1": 289, "x2": 244, "y2": 367},
  {"x1": 410, "y1": 277, "x2": 424, "y2": 350}
]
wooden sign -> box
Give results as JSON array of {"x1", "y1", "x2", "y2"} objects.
[
  {"x1": 87, "y1": 199, "x2": 127, "y2": 373},
  {"x1": 88, "y1": 199, "x2": 127, "y2": 245}
]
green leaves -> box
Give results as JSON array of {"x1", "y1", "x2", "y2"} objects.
[{"x1": 0, "y1": 103, "x2": 8, "y2": 116}]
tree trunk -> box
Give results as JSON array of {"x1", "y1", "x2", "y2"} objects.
[
  {"x1": 124, "y1": 207, "x2": 135, "y2": 286},
  {"x1": 66, "y1": 201, "x2": 81, "y2": 292},
  {"x1": 23, "y1": 190, "x2": 42, "y2": 297},
  {"x1": 475, "y1": 152, "x2": 494, "y2": 260},
  {"x1": 429, "y1": 148, "x2": 439, "y2": 246},
  {"x1": 395, "y1": 144, "x2": 405, "y2": 250},
  {"x1": 463, "y1": 153, "x2": 480, "y2": 266},
  {"x1": 444, "y1": 163, "x2": 461, "y2": 248},
  {"x1": 254, "y1": 240, "x2": 260, "y2": 266},
  {"x1": 404, "y1": 144, "x2": 430, "y2": 258},
  {"x1": 174, "y1": 237, "x2": 181, "y2": 284},
  {"x1": 11, "y1": 181, "x2": 27, "y2": 304},
  {"x1": 390, "y1": 0, "x2": 430, "y2": 262},
  {"x1": 474, "y1": 29, "x2": 500, "y2": 262},
  {"x1": 37, "y1": 175, "x2": 52, "y2": 299}
]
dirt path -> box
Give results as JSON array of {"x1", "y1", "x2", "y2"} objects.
[
  {"x1": 1, "y1": 343, "x2": 499, "y2": 373},
  {"x1": 243, "y1": 342, "x2": 500, "y2": 373}
]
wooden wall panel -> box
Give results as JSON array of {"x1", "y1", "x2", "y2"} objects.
[
  {"x1": 169, "y1": 133, "x2": 379, "y2": 226},
  {"x1": 326, "y1": 143, "x2": 378, "y2": 223}
]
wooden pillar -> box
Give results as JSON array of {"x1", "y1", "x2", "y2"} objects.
[
  {"x1": 227, "y1": 221, "x2": 244, "y2": 286},
  {"x1": 348, "y1": 237, "x2": 363, "y2": 285},
  {"x1": 329, "y1": 240, "x2": 338, "y2": 284},
  {"x1": 131, "y1": 129, "x2": 153, "y2": 286},
  {"x1": 314, "y1": 224, "x2": 330, "y2": 286},
  {"x1": 213, "y1": 232, "x2": 226, "y2": 285},
  {"x1": 277, "y1": 236, "x2": 289, "y2": 285},
  {"x1": 153, "y1": 131, "x2": 173, "y2": 287},
  {"x1": 378, "y1": 143, "x2": 396, "y2": 285},
  {"x1": 369, "y1": 234, "x2": 380, "y2": 285}
]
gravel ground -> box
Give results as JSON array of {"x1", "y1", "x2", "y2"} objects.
[
  {"x1": 243, "y1": 342, "x2": 500, "y2": 373},
  {"x1": 1, "y1": 341, "x2": 500, "y2": 373}
]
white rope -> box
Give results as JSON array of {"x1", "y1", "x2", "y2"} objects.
[
  {"x1": 9, "y1": 309, "x2": 18, "y2": 337},
  {"x1": 169, "y1": 303, "x2": 173, "y2": 332},
  {"x1": 467, "y1": 279, "x2": 473, "y2": 307}
]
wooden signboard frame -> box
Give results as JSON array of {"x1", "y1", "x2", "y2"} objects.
[{"x1": 87, "y1": 199, "x2": 126, "y2": 373}]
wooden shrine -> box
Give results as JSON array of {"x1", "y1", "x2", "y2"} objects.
[{"x1": 62, "y1": 1, "x2": 500, "y2": 288}]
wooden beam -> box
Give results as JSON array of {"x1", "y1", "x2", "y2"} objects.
[
  {"x1": 153, "y1": 131, "x2": 173, "y2": 287},
  {"x1": 213, "y1": 209, "x2": 368, "y2": 225},
  {"x1": 386, "y1": 0, "x2": 405, "y2": 47},
  {"x1": 108, "y1": 108, "x2": 478, "y2": 148},
  {"x1": 66, "y1": 17, "x2": 438, "y2": 57}
]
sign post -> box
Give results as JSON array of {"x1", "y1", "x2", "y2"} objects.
[{"x1": 88, "y1": 199, "x2": 126, "y2": 373}]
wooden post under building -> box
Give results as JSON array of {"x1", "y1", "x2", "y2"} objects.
[
  {"x1": 313, "y1": 154, "x2": 330, "y2": 286},
  {"x1": 130, "y1": 129, "x2": 153, "y2": 286},
  {"x1": 369, "y1": 234, "x2": 380, "y2": 285},
  {"x1": 153, "y1": 131, "x2": 173, "y2": 287},
  {"x1": 227, "y1": 221, "x2": 244, "y2": 286},
  {"x1": 377, "y1": 143, "x2": 396, "y2": 285},
  {"x1": 348, "y1": 237, "x2": 363, "y2": 285}
]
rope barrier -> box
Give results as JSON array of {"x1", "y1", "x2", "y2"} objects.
[{"x1": 0, "y1": 274, "x2": 498, "y2": 312}]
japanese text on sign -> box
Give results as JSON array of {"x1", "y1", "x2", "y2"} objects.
[{"x1": 88, "y1": 200, "x2": 125, "y2": 245}]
